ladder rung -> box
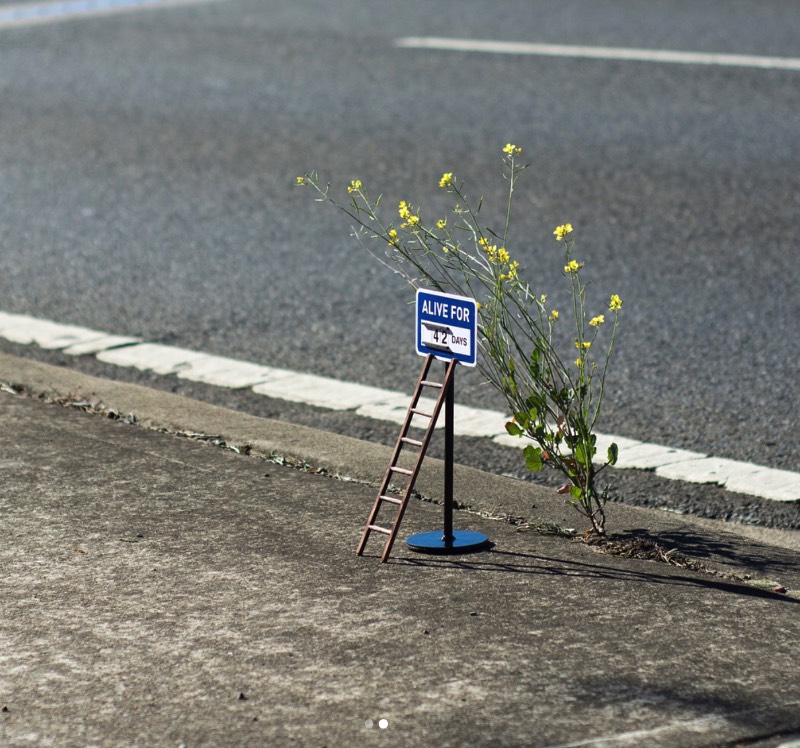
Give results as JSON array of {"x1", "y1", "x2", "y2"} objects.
[{"x1": 357, "y1": 356, "x2": 456, "y2": 563}]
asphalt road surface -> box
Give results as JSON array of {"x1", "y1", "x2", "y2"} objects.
[{"x1": 1, "y1": 0, "x2": 798, "y2": 526}]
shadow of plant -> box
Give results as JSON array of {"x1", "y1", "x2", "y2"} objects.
[
  {"x1": 606, "y1": 527, "x2": 799, "y2": 579},
  {"x1": 393, "y1": 548, "x2": 799, "y2": 604},
  {"x1": 570, "y1": 674, "x2": 800, "y2": 747}
]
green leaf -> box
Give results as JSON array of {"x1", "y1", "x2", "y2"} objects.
[
  {"x1": 514, "y1": 410, "x2": 531, "y2": 430},
  {"x1": 556, "y1": 387, "x2": 574, "y2": 409},
  {"x1": 505, "y1": 421, "x2": 523, "y2": 437},
  {"x1": 523, "y1": 445, "x2": 543, "y2": 473},
  {"x1": 575, "y1": 440, "x2": 596, "y2": 467},
  {"x1": 607, "y1": 442, "x2": 619, "y2": 466},
  {"x1": 529, "y1": 348, "x2": 542, "y2": 378},
  {"x1": 569, "y1": 485, "x2": 583, "y2": 501},
  {"x1": 525, "y1": 394, "x2": 544, "y2": 413}
]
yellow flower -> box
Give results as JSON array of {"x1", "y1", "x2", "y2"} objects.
[
  {"x1": 500, "y1": 261, "x2": 520, "y2": 282},
  {"x1": 549, "y1": 310, "x2": 559, "y2": 321},
  {"x1": 296, "y1": 176, "x2": 306, "y2": 185},
  {"x1": 609, "y1": 294, "x2": 623, "y2": 311},
  {"x1": 564, "y1": 260, "x2": 583, "y2": 273},
  {"x1": 398, "y1": 201, "x2": 420, "y2": 227},
  {"x1": 503, "y1": 143, "x2": 522, "y2": 156},
  {"x1": 553, "y1": 224, "x2": 573, "y2": 241},
  {"x1": 439, "y1": 172, "x2": 453, "y2": 188},
  {"x1": 540, "y1": 294, "x2": 547, "y2": 304},
  {"x1": 589, "y1": 315, "x2": 605, "y2": 327},
  {"x1": 347, "y1": 179, "x2": 362, "y2": 193},
  {"x1": 498, "y1": 247, "x2": 510, "y2": 263},
  {"x1": 575, "y1": 358, "x2": 584, "y2": 368},
  {"x1": 575, "y1": 340, "x2": 591, "y2": 350},
  {"x1": 388, "y1": 229, "x2": 398, "y2": 245},
  {"x1": 436, "y1": 218, "x2": 447, "y2": 229}
]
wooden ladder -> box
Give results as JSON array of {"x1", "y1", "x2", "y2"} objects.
[{"x1": 356, "y1": 355, "x2": 456, "y2": 563}]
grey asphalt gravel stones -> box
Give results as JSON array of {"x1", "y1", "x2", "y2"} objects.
[{"x1": 1, "y1": 352, "x2": 800, "y2": 746}]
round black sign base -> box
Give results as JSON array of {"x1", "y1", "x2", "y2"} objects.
[{"x1": 406, "y1": 530, "x2": 491, "y2": 555}]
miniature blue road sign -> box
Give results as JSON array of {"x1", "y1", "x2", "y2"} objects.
[{"x1": 415, "y1": 289, "x2": 477, "y2": 367}]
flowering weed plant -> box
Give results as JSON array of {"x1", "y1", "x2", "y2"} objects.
[{"x1": 299, "y1": 146, "x2": 623, "y2": 535}]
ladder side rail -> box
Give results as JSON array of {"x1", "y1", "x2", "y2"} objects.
[
  {"x1": 356, "y1": 355, "x2": 437, "y2": 556},
  {"x1": 384, "y1": 352, "x2": 436, "y2": 477},
  {"x1": 410, "y1": 354, "x2": 436, "y2": 407},
  {"x1": 379, "y1": 359, "x2": 457, "y2": 562}
]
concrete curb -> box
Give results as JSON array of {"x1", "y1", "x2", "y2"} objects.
[{"x1": 1, "y1": 351, "x2": 798, "y2": 566}]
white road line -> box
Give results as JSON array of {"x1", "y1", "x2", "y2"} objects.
[
  {"x1": 1, "y1": 310, "x2": 798, "y2": 502},
  {"x1": 395, "y1": 36, "x2": 800, "y2": 72},
  {"x1": 0, "y1": 311, "x2": 141, "y2": 351},
  {"x1": 0, "y1": 0, "x2": 221, "y2": 29},
  {"x1": 252, "y1": 375, "x2": 410, "y2": 412}
]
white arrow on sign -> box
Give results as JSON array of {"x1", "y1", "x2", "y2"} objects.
[{"x1": 420, "y1": 322, "x2": 472, "y2": 358}]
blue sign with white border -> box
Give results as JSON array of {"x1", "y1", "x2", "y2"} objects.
[{"x1": 416, "y1": 288, "x2": 478, "y2": 367}]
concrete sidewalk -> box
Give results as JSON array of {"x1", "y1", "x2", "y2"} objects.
[{"x1": 1, "y1": 353, "x2": 799, "y2": 747}]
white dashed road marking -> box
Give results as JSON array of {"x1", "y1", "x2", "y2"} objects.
[
  {"x1": 1, "y1": 310, "x2": 798, "y2": 502},
  {"x1": 395, "y1": 37, "x2": 800, "y2": 72},
  {"x1": 0, "y1": 0, "x2": 223, "y2": 29}
]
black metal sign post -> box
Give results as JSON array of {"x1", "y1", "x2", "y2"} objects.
[
  {"x1": 406, "y1": 362, "x2": 491, "y2": 555},
  {"x1": 357, "y1": 289, "x2": 490, "y2": 561}
]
